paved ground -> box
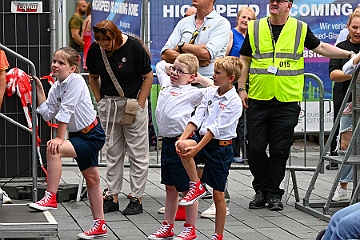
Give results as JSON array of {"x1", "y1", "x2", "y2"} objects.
[{"x1": 2, "y1": 140, "x2": 351, "y2": 240}]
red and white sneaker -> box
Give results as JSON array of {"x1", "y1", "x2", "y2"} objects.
[
  {"x1": 28, "y1": 190, "x2": 57, "y2": 211},
  {"x1": 178, "y1": 181, "x2": 206, "y2": 206},
  {"x1": 77, "y1": 219, "x2": 108, "y2": 239},
  {"x1": 174, "y1": 223, "x2": 197, "y2": 240},
  {"x1": 148, "y1": 221, "x2": 175, "y2": 240},
  {"x1": 210, "y1": 233, "x2": 223, "y2": 240}
]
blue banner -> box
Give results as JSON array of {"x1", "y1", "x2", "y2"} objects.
[
  {"x1": 92, "y1": 0, "x2": 142, "y2": 36},
  {"x1": 150, "y1": 0, "x2": 355, "y2": 101}
]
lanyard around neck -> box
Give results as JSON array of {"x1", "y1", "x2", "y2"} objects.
[{"x1": 267, "y1": 17, "x2": 276, "y2": 64}]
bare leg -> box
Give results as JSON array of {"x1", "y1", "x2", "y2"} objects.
[
  {"x1": 213, "y1": 190, "x2": 226, "y2": 234},
  {"x1": 177, "y1": 140, "x2": 199, "y2": 182},
  {"x1": 46, "y1": 140, "x2": 77, "y2": 193},
  {"x1": 183, "y1": 189, "x2": 198, "y2": 226},
  {"x1": 164, "y1": 185, "x2": 179, "y2": 224},
  {"x1": 82, "y1": 166, "x2": 104, "y2": 220}
]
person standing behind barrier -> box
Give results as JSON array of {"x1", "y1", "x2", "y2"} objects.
[
  {"x1": 238, "y1": 0, "x2": 356, "y2": 211},
  {"x1": 81, "y1": 2, "x2": 92, "y2": 72},
  {"x1": 226, "y1": 7, "x2": 256, "y2": 164},
  {"x1": 319, "y1": 52, "x2": 360, "y2": 239},
  {"x1": 28, "y1": 46, "x2": 107, "y2": 239},
  {"x1": 69, "y1": 0, "x2": 87, "y2": 68},
  {"x1": 87, "y1": 20, "x2": 153, "y2": 215},
  {"x1": 328, "y1": 15, "x2": 360, "y2": 202},
  {"x1": 161, "y1": 0, "x2": 230, "y2": 78},
  {"x1": 0, "y1": 49, "x2": 12, "y2": 204},
  {"x1": 327, "y1": 6, "x2": 360, "y2": 171}
]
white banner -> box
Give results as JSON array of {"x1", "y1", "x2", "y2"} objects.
[
  {"x1": 11, "y1": 1, "x2": 43, "y2": 13},
  {"x1": 295, "y1": 102, "x2": 334, "y2": 133}
]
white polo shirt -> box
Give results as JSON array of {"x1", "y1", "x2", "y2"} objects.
[
  {"x1": 37, "y1": 73, "x2": 96, "y2": 132},
  {"x1": 155, "y1": 60, "x2": 207, "y2": 138},
  {"x1": 161, "y1": 10, "x2": 230, "y2": 78},
  {"x1": 190, "y1": 86, "x2": 242, "y2": 140}
]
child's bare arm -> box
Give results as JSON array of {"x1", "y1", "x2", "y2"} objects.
[
  {"x1": 47, "y1": 121, "x2": 67, "y2": 155},
  {"x1": 178, "y1": 122, "x2": 197, "y2": 141},
  {"x1": 32, "y1": 76, "x2": 47, "y2": 106},
  {"x1": 178, "y1": 130, "x2": 213, "y2": 160},
  {"x1": 193, "y1": 72, "x2": 214, "y2": 87}
]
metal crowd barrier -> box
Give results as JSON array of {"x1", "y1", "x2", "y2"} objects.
[{"x1": 0, "y1": 44, "x2": 39, "y2": 202}]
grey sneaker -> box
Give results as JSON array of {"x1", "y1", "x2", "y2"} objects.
[{"x1": 268, "y1": 198, "x2": 283, "y2": 211}]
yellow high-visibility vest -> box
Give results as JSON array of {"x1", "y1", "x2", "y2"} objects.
[{"x1": 247, "y1": 17, "x2": 307, "y2": 102}]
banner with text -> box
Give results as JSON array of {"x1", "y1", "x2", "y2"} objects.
[
  {"x1": 150, "y1": 0, "x2": 356, "y2": 133},
  {"x1": 92, "y1": 0, "x2": 142, "y2": 36}
]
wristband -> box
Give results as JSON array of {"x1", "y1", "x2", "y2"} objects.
[
  {"x1": 348, "y1": 51, "x2": 355, "y2": 59},
  {"x1": 238, "y1": 87, "x2": 246, "y2": 92}
]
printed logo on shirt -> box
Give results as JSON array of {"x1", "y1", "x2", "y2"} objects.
[
  {"x1": 170, "y1": 91, "x2": 182, "y2": 97},
  {"x1": 219, "y1": 102, "x2": 226, "y2": 110}
]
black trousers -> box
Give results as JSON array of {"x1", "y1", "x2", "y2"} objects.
[
  {"x1": 246, "y1": 99, "x2": 300, "y2": 200},
  {"x1": 232, "y1": 109, "x2": 245, "y2": 158}
]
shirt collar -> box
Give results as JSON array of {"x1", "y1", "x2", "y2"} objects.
[{"x1": 215, "y1": 86, "x2": 237, "y2": 99}]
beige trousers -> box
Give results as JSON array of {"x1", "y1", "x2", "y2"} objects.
[{"x1": 97, "y1": 96, "x2": 149, "y2": 198}]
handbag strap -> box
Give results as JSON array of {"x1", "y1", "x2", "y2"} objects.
[{"x1": 100, "y1": 46, "x2": 125, "y2": 98}]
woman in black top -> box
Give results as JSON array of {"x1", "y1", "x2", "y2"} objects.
[
  {"x1": 327, "y1": 13, "x2": 360, "y2": 202},
  {"x1": 87, "y1": 20, "x2": 153, "y2": 215}
]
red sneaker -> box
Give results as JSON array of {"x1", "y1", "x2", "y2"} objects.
[
  {"x1": 174, "y1": 223, "x2": 197, "y2": 240},
  {"x1": 148, "y1": 221, "x2": 175, "y2": 240},
  {"x1": 77, "y1": 219, "x2": 108, "y2": 239},
  {"x1": 175, "y1": 205, "x2": 186, "y2": 221},
  {"x1": 178, "y1": 181, "x2": 206, "y2": 206},
  {"x1": 28, "y1": 190, "x2": 57, "y2": 211},
  {"x1": 210, "y1": 233, "x2": 223, "y2": 240}
]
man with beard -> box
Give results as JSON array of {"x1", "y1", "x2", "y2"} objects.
[{"x1": 68, "y1": 0, "x2": 87, "y2": 67}]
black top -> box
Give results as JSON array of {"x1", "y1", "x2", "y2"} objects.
[
  {"x1": 329, "y1": 39, "x2": 360, "y2": 105},
  {"x1": 86, "y1": 36, "x2": 152, "y2": 99}
]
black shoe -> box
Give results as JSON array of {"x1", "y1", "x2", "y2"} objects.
[
  {"x1": 249, "y1": 190, "x2": 265, "y2": 209},
  {"x1": 268, "y1": 198, "x2": 283, "y2": 211},
  {"x1": 326, "y1": 162, "x2": 338, "y2": 170},
  {"x1": 201, "y1": 184, "x2": 213, "y2": 199},
  {"x1": 122, "y1": 197, "x2": 143, "y2": 215},
  {"x1": 103, "y1": 196, "x2": 119, "y2": 213}
]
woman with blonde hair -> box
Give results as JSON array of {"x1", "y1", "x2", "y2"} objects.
[{"x1": 226, "y1": 7, "x2": 256, "y2": 57}]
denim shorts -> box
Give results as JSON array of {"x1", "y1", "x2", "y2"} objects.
[
  {"x1": 69, "y1": 122, "x2": 105, "y2": 171},
  {"x1": 198, "y1": 139, "x2": 233, "y2": 192},
  {"x1": 337, "y1": 114, "x2": 353, "y2": 182}
]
